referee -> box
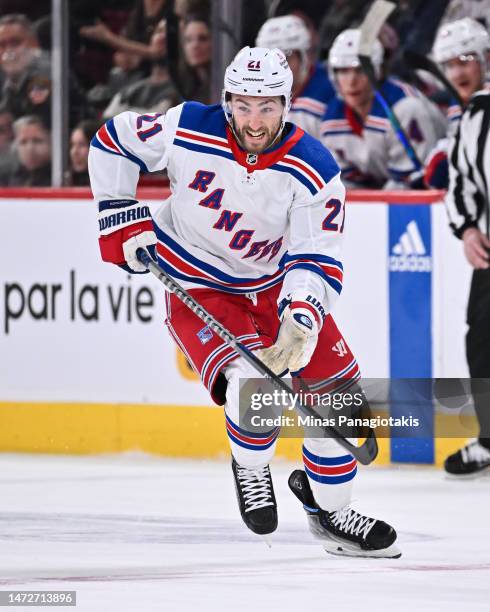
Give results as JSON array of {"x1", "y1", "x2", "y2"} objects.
[{"x1": 445, "y1": 90, "x2": 490, "y2": 476}]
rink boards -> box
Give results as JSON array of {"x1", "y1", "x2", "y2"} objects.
[{"x1": 0, "y1": 188, "x2": 475, "y2": 465}]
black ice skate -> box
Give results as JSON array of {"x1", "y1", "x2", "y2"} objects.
[
  {"x1": 232, "y1": 457, "x2": 278, "y2": 536},
  {"x1": 288, "y1": 469, "x2": 401, "y2": 558},
  {"x1": 444, "y1": 439, "x2": 490, "y2": 477}
]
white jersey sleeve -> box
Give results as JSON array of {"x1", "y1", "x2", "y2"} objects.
[
  {"x1": 88, "y1": 105, "x2": 182, "y2": 201},
  {"x1": 387, "y1": 95, "x2": 446, "y2": 183},
  {"x1": 280, "y1": 153, "x2": 345, "y2": 319}
]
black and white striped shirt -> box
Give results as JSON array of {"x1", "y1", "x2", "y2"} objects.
[{"x1": 447, "y1": 91, "x2": 490, "y2": 239}]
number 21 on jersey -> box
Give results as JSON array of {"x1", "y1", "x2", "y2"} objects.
[
  {"x1": 136, "y1": 114, "x2": 162, "y2": 142},
  {"x1": 322, "y1": 198, "x2": 345, "y2": 232}
]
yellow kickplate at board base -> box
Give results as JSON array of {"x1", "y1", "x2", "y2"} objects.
[{"x1": 0, "y1": 401, "x2": 468, "y2": 466}]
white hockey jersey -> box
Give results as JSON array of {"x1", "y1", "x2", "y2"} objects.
[
  {"x1": 287, "y1": 62, "x2": 336, "y2": 139},
  {"x1": 89, "y1": 102, "x2": 346, "y2": 314},
  {"x1": 320, "y1": 78, "x2": 446, "y2": 188}
]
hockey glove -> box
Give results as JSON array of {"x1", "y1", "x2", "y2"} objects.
[
  {"x1": 258, "y1": 298, "x2": 321, "y2": 376},
  {"x1": 423, "y1": 140, "x2": 449, "y2": 189},
  {"x1": 98, "y1": 198, "x2": 157, "y2": 273}
]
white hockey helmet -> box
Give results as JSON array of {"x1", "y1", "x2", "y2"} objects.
[
  {"x1": 256, "y1": 15, "x2": 311, "y2": 84},
  {"x1": 222, "y1": 46, "x2": 293, "y2": 125},
  {"x1": 256, "y1": 15, "x2": 311, "y2": 52},
  {"x1": 328, "y1": 28, "x2": 384, "y2": 82},
  {"x1": 433, "y1": 18, "x2": 490, "y2": 66}
]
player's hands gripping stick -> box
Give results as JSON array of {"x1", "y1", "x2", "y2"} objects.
[
  {"x1": 258, "y1": 301, "x2": 320, "y2": 375},
  {"x1": 97, "y1": 199, "x2": 157, "y2": 273}
]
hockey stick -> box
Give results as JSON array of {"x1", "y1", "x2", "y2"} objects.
[
  {"x1": 358, "y1": 0, "x2": 423, "y2": 172},
  {"x1": 403, "y1": 50, "x2": 464, "y2": 108},
  {"x1": 136, "y1": 248, "x2": 378, "y2": 465}
]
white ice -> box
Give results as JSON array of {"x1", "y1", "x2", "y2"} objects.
[{"x1": 0, "y1": 454, "x2": 489, "y2": 612}]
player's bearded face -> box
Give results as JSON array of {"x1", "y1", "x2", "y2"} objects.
[{"x1": 230, "y1": 95, "x2": 284, "y2": 153}]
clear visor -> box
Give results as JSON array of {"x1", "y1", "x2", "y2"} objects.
[{"x1": 442, "y1": 53, "x2": 479, "y2": 69}]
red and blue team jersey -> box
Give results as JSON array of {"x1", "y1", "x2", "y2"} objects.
[
  {"x1": 320, "y1": 78, "x2": 446, "y2": 188},
  {"x1": 89, "y1": 102, "x2": 347, "y2": 317}
]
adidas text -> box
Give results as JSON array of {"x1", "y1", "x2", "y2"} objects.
[{"x1": 389, "y1": 254, "x2": 431, "y2": 272}]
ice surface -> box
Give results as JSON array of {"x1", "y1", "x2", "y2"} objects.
[{"x1": 0, "y1": 453, "x2": 489, "y2": 612}]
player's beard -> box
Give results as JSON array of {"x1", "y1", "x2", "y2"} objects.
[{"x1": 233, "y1": 119, "x2": 282, "y2": 154}]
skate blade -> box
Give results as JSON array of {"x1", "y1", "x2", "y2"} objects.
[
  {"x1": 260, "y1": 534, "x2": 272, "y2": 548},
  {"x1": 306, "y1": 511, "x2": 401, "y2": 558},
  {"x1": 322, "y1": 539, "x2": 402, "y2": 559}
]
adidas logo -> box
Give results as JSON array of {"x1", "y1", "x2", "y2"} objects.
[{"x1": 389, "y1": 220, "x2": 431, "y2": 272}]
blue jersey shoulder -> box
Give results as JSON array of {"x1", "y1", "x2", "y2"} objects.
[
  {"x1": 302, "y1": 62, "x2": 336, "y2": 103},
  {"x1": 323, "y1": 78, "x2": 420, "y2": 121},
  {"x1": 373, "y1": 78, "x2": 420, "y2": 113},
  {"x1": 288, "y1": 131, "x2": 340, "y2": 185},
  {"x1": 178, "y1": 102, "x2": 227, "y2": 138},
  {"x1": 322, "y1": 96, "x2": 345, "y2": 120}
]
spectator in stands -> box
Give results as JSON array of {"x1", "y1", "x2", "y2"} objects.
[
  {"x1": 0, "y1": 107, "x2": 13, "y2": 146},
  {"x1": 0, "y1": 13, "x2": 87, "y2": 128},
  {"x1": 256, "y1": 15, "x2": 335, "y2": 139},
  {"x1": 388, "y1": 0, "x2": 450, "y2": 82},
  {"x1": 79, "y1": 0, "x2": 167, "y2": 65},
  {"x1": 174, "y1": 0, "x2": 210, "y2": 20},
  {"x1": 0, "y1": 107, "x2": 15, "y2": 175},
  {"x1": 0, "y1": 115, "x2": 51, "y2": 186},
  {"x1": 69, "y1": 119, "x2": 101, "y2": 186},
  {"x1": 0, "y1": 14, "x2": 50, "y2": 125},
  {"x1": 424, "y1": 18, "x2": 490, "y2": 189},
  {"x1": 124, "y1": 0, "x2": 167, "y2": 42},
  {"x1": 103, "y1": 19, "x2": 179, "y2": 118},
  {"x1": 177, "y1": 15, "x2": 211, "y2": 103},
  {"x1": 70, "y1": 0, "x2": 135, "y2": 91},
  {"x1": 86, "y1": 50, "x2": 146, "y2": 116},
  {"x1": 0, "y1": 0, "x2": 49, "y2": 22},
  {"x1": 320, "y1": 28, "x2": 446, "y2": 189}
]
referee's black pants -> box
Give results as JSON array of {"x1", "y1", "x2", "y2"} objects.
[{"x1": 466, "y1": 268, "x2": 490, "y2": 448}]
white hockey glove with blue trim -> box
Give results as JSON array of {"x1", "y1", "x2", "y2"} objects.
[{"x1": 258, "y1": 295, "x2": 323, "y2": 376}]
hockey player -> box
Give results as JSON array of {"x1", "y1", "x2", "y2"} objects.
[
  {"x1": 320, "y1": 28, "x2": 446, "y2": 189},
  {"x1": 89, "y1": 46, "x2": 400, "y2": 558},
  {"x1": 255, "y1": 15, "x2": 335, "y2": 139},
  {"x1": 444, "y1": 90, "x2": 490, "y2": 476},
  {"x1": 424, "y1": 18, "x2": 490, "y2": 189}
]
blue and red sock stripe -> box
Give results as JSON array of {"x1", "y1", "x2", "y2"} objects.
[
  {"x1": 226, "y1": 414, "x2": 279, "y2": 451},
  {"x1": 302, "y1": 445, "x2": 357, "y2": 485}
]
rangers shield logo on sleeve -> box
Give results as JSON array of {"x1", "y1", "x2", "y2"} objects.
[{"x1": 197, "y1": 325, "x2": 214, "y2": 345}]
